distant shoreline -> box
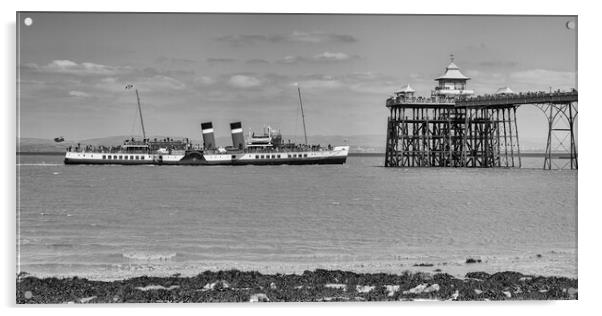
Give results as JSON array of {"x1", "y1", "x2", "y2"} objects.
[
  {"x1": 17, "y1": 151, "x2": 65, "y2": 156},
  {"x1": 16, "y1": 151, "x2": 567, "y2": 158}
]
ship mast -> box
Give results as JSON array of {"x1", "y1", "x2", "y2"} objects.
[
  {"x1": 134, "y1": 89, "x2": 147, "y2": 140},
  {"x1": 297, "y1": 86, "x2": 308, "y2": 145}
]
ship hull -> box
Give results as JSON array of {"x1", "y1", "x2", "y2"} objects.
[
  {"x1": 64, "y1": 146, "x2": 349, "y2": 166},
  {"x1": 177, "y1": 156, "x2": 347, "y2": 166}
]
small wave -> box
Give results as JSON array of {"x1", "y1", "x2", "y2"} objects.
[
  {"x1": 48, "y1": 243, "x2": 75, "y2": 249},
  {"x1": 122, "y1": 252, "x2": 177, "y2": 261}
]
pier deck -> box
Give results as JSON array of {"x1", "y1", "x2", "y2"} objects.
[{"x1": 384, "y1": 91, "x2": 577, "y2": 169}]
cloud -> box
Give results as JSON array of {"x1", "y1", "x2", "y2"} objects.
[
  {"x1": 68, "y1": 90, "x2": 91, "y2": 98},
  {"x1": 277, "y1": 52, "x2": 359, "y2": 64},
  {"x1": 246, "y1": 59, "x2": 270, "y2": 65},
  {"x1": 216, "y1": 34, "x2": 270, "y2": 45},
  {"x1": 216, "y1": 31, "x2": 357, "y2": 45},
  {"x1": 312, "y1": 51, "x2": 356, "y2": 62},
  {"x1": 278, "y1": 55, "x2": 308, "y2": 64},
  {"x1": 228, "y1": 75, "x2": 262, "y2": 88},
  {"x1": 194, "y1": 76, "x2": 216, "y2": 86},
  {"x1": 280, "y1": 31, "x2": 356, "y2": 43},
  {"x1": 295, "y1": 75, "x2": 343, "y2": 90},
  {"x1": 206, "y1": 57, "x2": 238, "y2": 64},
  {"x1": 24, "y1": 60, "x2": 132, "y2": 76}
]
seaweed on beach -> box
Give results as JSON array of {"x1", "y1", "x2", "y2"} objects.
[{"x1": 16, "y1": 269, "x2": 578, "y2": 304}]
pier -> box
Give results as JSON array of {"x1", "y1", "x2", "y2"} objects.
[{"x1": 384, "y1": 57, "x2": 577, "y2": 169}]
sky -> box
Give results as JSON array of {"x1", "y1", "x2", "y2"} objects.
[{"x1": 17, "y1": 13, "x2": 577, "y2": 145}]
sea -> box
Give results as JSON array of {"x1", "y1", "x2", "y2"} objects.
[{"x1": 16, "y1": 155, "x2": 577, "y2": 281}]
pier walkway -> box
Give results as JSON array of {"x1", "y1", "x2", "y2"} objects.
[{"x1": 455, "y1": 90, "x2": 578, "y2": 108}]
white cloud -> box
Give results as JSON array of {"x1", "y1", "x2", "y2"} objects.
[
  {"x1": 312, "y1": 51, "x2": 352, "y2": 62},
  {"x1": 278, "y1": 56, "x2": 304, "y2": 64},
  {"x1": 277, "y1": 52, "x2": 358, "y2": 64},
  {"x1": 51, "y1": 60, "x2": 78, "y2": 68},
  {"x1": 68, "y1": 90, "x2": 91, "y2": 98},
  {"x1": 25, "y1": 60, "x2": 132, "y2": 76},
  {"x1": 228, "y1": 75, "x2": 262, "y2": 88}
]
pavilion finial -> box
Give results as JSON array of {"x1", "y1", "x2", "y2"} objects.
[{"x1": 450, "y1": 54, "x2": 455, "y2": 63}]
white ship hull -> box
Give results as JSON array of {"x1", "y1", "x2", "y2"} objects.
[{"x1": 64, "y1": 146, "x2": 349, "y2": 165}]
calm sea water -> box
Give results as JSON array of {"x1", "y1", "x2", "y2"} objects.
[{"x1": 17, "y1": 155, "x2": 577, "y2": 280}]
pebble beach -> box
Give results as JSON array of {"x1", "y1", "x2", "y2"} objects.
[{"x1": 16, "y1": 269, "x2": 577, "y2": 303}]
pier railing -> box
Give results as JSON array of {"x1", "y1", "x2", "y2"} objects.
[
  {"x1": 386, "y1": 96, "x2": 456, "y2": 107},
  {"x1": 455, "y1": 90, "x2": 578, "y2": 107}
]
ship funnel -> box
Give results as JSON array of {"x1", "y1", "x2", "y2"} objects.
[
  {"x1": 201, "y1": 122, "x2": 216, "y2": 149},
  {"x1": 230, "y1": 121, "x2": 245, "y2": 149}
]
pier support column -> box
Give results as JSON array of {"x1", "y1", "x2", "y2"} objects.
[{"x1": 537, "y1": 102, "x2": 578, "y2": 170}]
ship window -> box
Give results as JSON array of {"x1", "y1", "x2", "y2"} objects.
[
  {"x1": 277, "y1": 155, "x2": 281, "y2": 158},
  {"x1": 304, "y1": 154, "x2": 308, "y2": 157},
  {"x1": 260, "y1": 155, "x2": 264, "y2": 159},
  {"x1": 255, "y1": 155, "x2": 259, "y2": 159},
  {"x1": 271, "y1": 155, "x2": 275, "y2": 159},
  {"x1": 113, "y1": 155, "x2": 117, "y2": 159},
  {"x1": 107, "y1": 155, "x2": 111, "y2": 160},
  {"x1": 102, "y1": 155, "x2": 106, "y2": 159},
  {"x1": 231, "y1": 155, "x2": 236, "y2": 159},
  {"x1": 119, "y1": 155, "x2": 123, "y2": 159}
]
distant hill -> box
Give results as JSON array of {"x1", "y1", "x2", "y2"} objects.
[
  {"x1": 17, "y1": 134, "x2": 548, "y2": 154},
  {"x1": 17, "y1": 134, "x2": 386, "y2": 153},
  {"x1": 17, "y1": 138, "x2": 74, "y2": 153}
]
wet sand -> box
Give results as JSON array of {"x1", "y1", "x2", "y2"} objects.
[{"x1": 16, "y1": 269, "x2": 577, "y2": 303}]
